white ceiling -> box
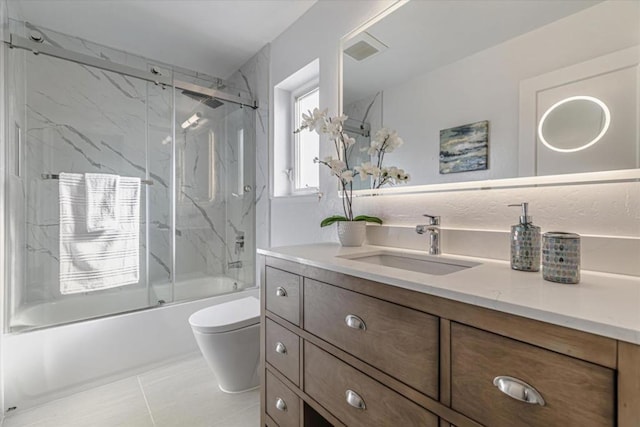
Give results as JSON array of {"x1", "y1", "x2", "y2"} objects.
[{"x1": 12, "y1": 0, "x2": 317, "y2": 79}]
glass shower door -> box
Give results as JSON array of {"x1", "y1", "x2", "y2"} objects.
[
  {"x1": 225, "y1": 105, "x2": 256, "y2": 291},
  {"x1": 172, "y1": 89, "x2": 256, "y2": 302},
  {"x1": 8, "y1": 50, "x2": 171, "y2": 331}
]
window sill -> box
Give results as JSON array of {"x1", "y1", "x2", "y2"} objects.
[{"x1": 270, "y1": 192, "x2": 321, "y2": 201}]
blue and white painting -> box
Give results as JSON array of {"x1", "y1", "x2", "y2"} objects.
[{"x1": 439, "y1": 120, "x2": 488, "y2": 174}]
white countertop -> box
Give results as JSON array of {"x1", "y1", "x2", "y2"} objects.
[{"x1": 258, "y1": 243, "x2": 640, "y2": 345}]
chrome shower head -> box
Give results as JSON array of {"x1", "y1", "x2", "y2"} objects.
[{"x1": 181, "y1": 89, "x2": 224, "y2": 110}]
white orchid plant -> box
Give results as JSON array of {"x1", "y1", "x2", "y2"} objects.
[{"x1": 295, "y1": 108, "x2": 410, "y2": 227}]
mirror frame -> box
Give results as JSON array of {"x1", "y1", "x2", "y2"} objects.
[{"x1": 339, "y1": 0, "x2": 640, "y2": 197}]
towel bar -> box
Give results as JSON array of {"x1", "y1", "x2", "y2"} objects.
[{"x1": 42, "y1": 173, "x2": 154, "y2": 186}]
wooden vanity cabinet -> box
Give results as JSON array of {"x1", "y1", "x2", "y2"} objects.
[
  {"x1": 265, "y1": 267, "x2": 301, "y2": 326},
  {"x1": 265, "y1": 318, "x2": 300, "y2": 386},
  {"x1": 304, "y1": 278, "x2": 439, "y2": 398},
  {"x1": 451, "y1": 323, "x2": 615, "y2": 427},
  {"x1": 266, "y1": 369, "x2": 301, "y2": 427},
  {"x1": 260, "y1": 256, "x2": 640, "y2": 427},
  {"x1": 305, "y1": 341, "x2": 439, "y2": 426}
]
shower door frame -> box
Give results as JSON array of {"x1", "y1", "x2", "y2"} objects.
[{"x1": 5, "y1": 34, "x2": 259, "y2": 109}]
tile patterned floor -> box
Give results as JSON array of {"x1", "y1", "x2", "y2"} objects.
[{"x1": 1, "y1": 354, "x2": 259, "y2": 427}]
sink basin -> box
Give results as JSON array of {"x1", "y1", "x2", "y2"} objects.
[{"x1": 339, "y1": 251, "x2": 479, "y2": 276}]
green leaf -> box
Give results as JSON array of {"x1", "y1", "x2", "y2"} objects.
[
  {"x1": 320, "y1": 215, "x2": 349, "y2": 227},
  {"x1": 320, "y1": 215, "x2": 383, "y2": 227},
  {"x1": 353, "y1": 215, "x2": 383, "y2": 225}
]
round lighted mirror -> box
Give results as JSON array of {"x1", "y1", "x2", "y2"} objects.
[{"x1": 538, "y1": 95, "x2": 611, "y2": 153}]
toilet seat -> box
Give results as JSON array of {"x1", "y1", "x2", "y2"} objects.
[{"x1": 189, "y1": 296, "x2": 260, "y2": 334}]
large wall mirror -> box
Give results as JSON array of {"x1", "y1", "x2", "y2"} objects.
[{"x1": 341, "y1": 0, "x2": 640, "y2": 192}]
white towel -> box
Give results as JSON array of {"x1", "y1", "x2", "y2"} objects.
[
  {"x1": 85, "y1": 173, "x2": 120, "y2": 232},
  {"x1": 59, "y1": 172, "x2": 141, "y2": 295}
]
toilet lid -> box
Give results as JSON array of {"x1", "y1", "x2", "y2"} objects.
[{"x1": 189, "y1": 296, "x2": 260, "y2": 333}]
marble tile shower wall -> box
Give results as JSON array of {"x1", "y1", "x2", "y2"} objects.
[
  {"x1": 226, "y1": 43, "x2": 270, "y2": 283},
  {"x1": 172, "y1": 99, "x2": 253, "y2": 287},
  {"x1": 7, "y1": 21, "x2": 257, "y2": 311}
]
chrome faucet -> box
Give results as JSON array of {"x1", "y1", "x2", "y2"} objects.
[{"x1": 416, "y1": 214, "x2": 441, "y2": 255}]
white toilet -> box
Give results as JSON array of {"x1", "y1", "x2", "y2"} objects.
[{"x1": 189, "y1": 296, "x2": 260, "y2": 393}]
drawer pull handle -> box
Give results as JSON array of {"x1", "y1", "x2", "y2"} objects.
[
  {"x1": 275, "y1": 397, "x2": 287, "y2": 412},
  {"x1": 345, "y1": 314, "x2": 366, "y2": 331},
  {"x1": 275, "y1": 342, "x2": 287, "y2": 354},
  {"x1": 493, "y1": 376, "x2": 545, "y2": 406},
  {"x1": 345, "y1": 389, "x2": 366, "y2": 410},
  {"x1": 275, "y1": 286, "x2": 287, "y2": 297}
]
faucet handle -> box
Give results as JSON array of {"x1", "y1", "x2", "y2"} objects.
[{"x1": 422, "y1": 214, "x2": 440, "y2": 226}]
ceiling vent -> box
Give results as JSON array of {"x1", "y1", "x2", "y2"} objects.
[{"x1": 343, "y1": 31, "x2": 388, "y2": 62}]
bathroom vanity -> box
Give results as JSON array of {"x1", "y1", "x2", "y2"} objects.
[{"x1": 258, "y1": 244, "x2": 640, "y2": 427}]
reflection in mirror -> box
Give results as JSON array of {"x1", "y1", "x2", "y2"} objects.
[
  {"x1": 179, "y1": 126, "x2": 215, "y2": 202},
  {"x1": 176, "y1": 91, "x2": 243, "y2": 203},
  {"x1": 341, "y1": 0, "x2": 640, "y2": 191},
  {"x1": 538, "y1": 96, "x2": 610, "y2": 153}
]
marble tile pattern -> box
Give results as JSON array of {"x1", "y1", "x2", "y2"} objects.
[
  {"x1": 1, "y1": 354, "x2": 259, "y2": 427},
  {"x1": 226, "y1": 44, "x2": 270, "y2": 285},
  {"x1": 7, "y1": 21, "x2": 260, "y2": 324}
]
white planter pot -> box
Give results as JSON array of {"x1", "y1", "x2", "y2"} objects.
[{"x1": 337, "y1": 221, "x2": 366, "y2": 247}]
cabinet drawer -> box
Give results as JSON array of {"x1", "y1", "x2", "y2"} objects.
[
  {"x1": 451, "y1": 323, "x2": 615, "y2": 427},
  {"x1": 265, "y1": 318, "x2": 300, "y2": 386},
  {"x1": 266, "y1": 370, "x2": 300, "y2": 427},
  {"x1": 305, "y1": 342, "x2": 438, "y2": 427},
  {"x1": 266, "y1": 267, "x2": 300, "y2": 325},
  {"x1": 304, "y1": 279, "x2": 439, "y2": 398}
]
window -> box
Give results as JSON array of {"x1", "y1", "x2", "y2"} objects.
[
  {"x1": 293, "y1": 86, "x2": 319, "y2": 192},
  {"x1": 273, "y1": 58, "x2": 319, "y2": 197}
]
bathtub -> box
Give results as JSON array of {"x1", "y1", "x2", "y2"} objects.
[
  {"x1": 10, "y1": 275, "x2": 244, "y2": 330},
  {"x1": 3, "y1": 280, "x2": 259, "y2": 412}
]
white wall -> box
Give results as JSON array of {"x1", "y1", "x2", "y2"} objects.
[
  {"x1": 267, "y1": 0, "x2": 640, "y2": 274},
  {"x1": 269, "y1": 0, "x2": 396, "y2": 247}
]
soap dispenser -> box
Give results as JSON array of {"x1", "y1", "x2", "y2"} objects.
[{"x1": 508, "y1": 202, "x2": 541, "y2": 272}]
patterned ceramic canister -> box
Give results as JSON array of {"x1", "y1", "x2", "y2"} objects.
[{"x1": 542, "y1": 232, "x2": 581, "y2": 284}]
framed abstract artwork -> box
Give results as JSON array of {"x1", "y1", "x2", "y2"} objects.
[{"x1": 439, "y1": 120, "x2": 489, "y2": 174}]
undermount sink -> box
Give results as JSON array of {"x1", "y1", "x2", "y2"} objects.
[{"x1": 339, "y1": 251, "x2": 480, "y2": 276}]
